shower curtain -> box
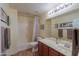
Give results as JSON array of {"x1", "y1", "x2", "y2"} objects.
[
  {"x1": 32, "y1": 16, "x2": 39, "y2": 42},
  {"x1": 32, "y1": 16, "x2": 39, "y2": 52}
]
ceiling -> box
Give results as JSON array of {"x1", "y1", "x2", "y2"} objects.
[{"x1": 10, "y1": 3, "x2": 61, "y2": 16}]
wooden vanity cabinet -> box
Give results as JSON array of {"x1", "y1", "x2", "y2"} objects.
[
  {"x1": 38, "y1": 41, "x2": 65, "y2": 56},
  {"x1": 42, "y1": 43, "x2": 49, "y2": 56},
  {"x1": 38, "y1": 41, "x2": 49, "y2": 56},
  {"x1": 38, "y1": 41, "x2": 43, "y2": 56}
]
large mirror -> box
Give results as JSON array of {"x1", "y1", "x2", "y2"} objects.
[{"x1": 45, "y1": 19, "x2": 72, "y2": 41}]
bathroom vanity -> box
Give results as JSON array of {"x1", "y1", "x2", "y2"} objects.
[
  {"x1": 38, "y1": 18, "x2": 79, "y2": 56},
  {"x1": 38, "y1": 38, "x2": 72, "y2": 56},
  {"x1": 38, "y1": 41, "x2": 64, "y2": 56}
]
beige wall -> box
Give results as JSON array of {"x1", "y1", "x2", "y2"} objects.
[
  {"x1": 7, "y1": 7, "x2": 18, "y2": 55},
  {"x1": 0, "y1": 3, "x2": 18, "y2": 55},
  {"x1": 45, "y1": 19, "x2": 51, "y2": 37},
  {"x1": 17, "y1": 13, "x2": 34, "y2": 51},
  {"x1": 18, "y1": 14, "x2": 34, "y2": 42},
  {"x1": 40, "y1": 8, "x2": 79, "y2": 40},
  {"x1": 39, "y1": 16, "x2": 46, "y2": 38}
]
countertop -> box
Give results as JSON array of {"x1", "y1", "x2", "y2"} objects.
[{"x1": 38, "y1": 37, "x2": 72, "y2": 56}]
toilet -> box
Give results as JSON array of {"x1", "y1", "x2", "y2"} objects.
[
  {"x1": 29, "y1": 37, "x2": 42, "y2": 53},
  {"x1": 29, "y1": 41, "x2": 38, "y2": 52}
]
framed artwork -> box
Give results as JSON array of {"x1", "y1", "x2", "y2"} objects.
[
  {"x1": 0, "y1": 7, "x2": 9, "y2": 26},
  {"x1": 40, "y1": 24, "x2": 44, "y2": 30}
]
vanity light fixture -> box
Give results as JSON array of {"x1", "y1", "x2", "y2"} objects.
[
  {"x1": 48, "y1": 3, "x2": 72, "y2": 16},
  {"x1": 48, "y1": 10, "x2": 53, "y2": 16},
  {"x1": 59, "y1": 3, "x2": 64, "y2": 9},
  {"x1": 54, "y1": 6, "x2": 61, "y2": 12}
]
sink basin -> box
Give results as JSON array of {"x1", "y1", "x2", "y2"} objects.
[
  {"x1": 41, "y1": 38, "x2": 71, "y2": 50},
  {"x1": 49, "y1": 40, "x2": 68, "y2": 50}
]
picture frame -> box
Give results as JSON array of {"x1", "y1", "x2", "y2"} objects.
[
  {"x1": 0, "y1": 7, "x2": 9, "y2": 26},
  {"x1": 40, "y1": 24, "x2": 44, "y2": 30}
]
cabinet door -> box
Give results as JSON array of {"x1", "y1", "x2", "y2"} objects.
[
  {"x1": 49, "y1": 48, "x2": 59, "y2": 56},
  {"x1": 42, "y1": 44, "x2": 49, "y2": 56},
  {"x1": 38, "y1": 41, "x2": 43, "y2": 56}
]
